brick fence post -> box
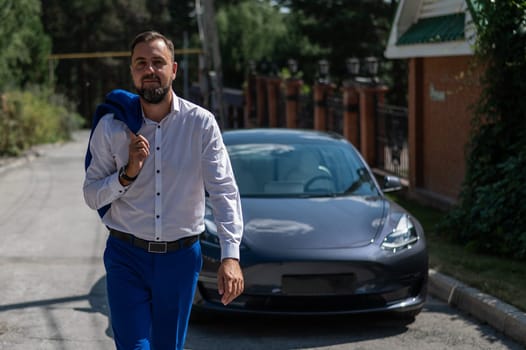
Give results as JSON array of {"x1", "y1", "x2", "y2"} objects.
[
  {"x1": 266, "y1": 77, "x2": 282, "y2": 127},
  {"x1": 342, "y1": 84, "x2": 360, "y2": 146},
  {"x1": 284, "y1": 78, "x2": 303, "y2": 129},
  {"x1": 355, "y1": 84, "x2": 388, "y2": 165},
  {"x1": 313, "y1": 83, "x2": 334, "y2": 131},
  {"x1": 255, "y1": 76, "x2": 267, "y2": 126},
  {"x1": 243, "y1": 73, "x2": 256, "y2": 128}
]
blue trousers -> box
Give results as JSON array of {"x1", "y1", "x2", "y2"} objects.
[{"x1": 103, "y1": 235, "x2": 202, "y2": 350}]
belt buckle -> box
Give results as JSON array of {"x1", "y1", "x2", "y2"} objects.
[{"x1": 148, "y1": 241, "x2": 168, "y2": 253}]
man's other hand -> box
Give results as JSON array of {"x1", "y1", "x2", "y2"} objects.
[{"x1": 217, "y1": 258, "x2": 244, "y2": 305}]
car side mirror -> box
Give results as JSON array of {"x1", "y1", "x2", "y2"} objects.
[{"x1": 382, "y1": 175, "x2": 403, "y2": 192}]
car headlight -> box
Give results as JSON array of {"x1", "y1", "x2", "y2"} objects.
[{"x1": 381, "y1": 214, "x2": 419, "y2": 252}]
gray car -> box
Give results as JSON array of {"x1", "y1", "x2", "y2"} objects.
[{"x1": 193, "y1": 128, "x2": 428, "y2": 319}]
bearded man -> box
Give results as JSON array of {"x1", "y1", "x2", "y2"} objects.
[{"x1": 83, "y1": 31, "x2": 244, "y2": 350}]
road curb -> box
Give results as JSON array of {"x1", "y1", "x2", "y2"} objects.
[
  {"x1": 0, "y1": 141, "x2": 65, "y2": 176},
  {"x1": 428, "y1": 269, "x2": 526, "y2": 347},
  {"x1": 0, "y1": 152, "x2": 38, "y2": 176}
]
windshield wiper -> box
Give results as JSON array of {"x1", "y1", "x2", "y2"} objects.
[
  {"x1": 342, "y1": 179, "x2": 362, "y2": 194},
  {"x1": 340, "y1": 167, "x2": 371, "y2": 195}
]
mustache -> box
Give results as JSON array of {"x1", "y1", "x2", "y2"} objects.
[{"x1": 141, "y1": 74, "x2": 160, "y2": 82}]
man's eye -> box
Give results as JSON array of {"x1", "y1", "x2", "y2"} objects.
[{"x1": 135, "y1": 62, "x2": 146, "y2": 70}]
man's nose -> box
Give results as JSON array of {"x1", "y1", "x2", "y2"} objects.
[{"x1": 145, "y1": 63, "x2": 156, "y2": 72}]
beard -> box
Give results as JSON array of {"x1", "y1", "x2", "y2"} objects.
[{"x1": 135, "y1": 75, "x2": 170, "y2": 104}]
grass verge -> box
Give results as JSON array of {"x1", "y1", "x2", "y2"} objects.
[{"x1": 388, "y1": 193, "x2": 526, "y2": 312}]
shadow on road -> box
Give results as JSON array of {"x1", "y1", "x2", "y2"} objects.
[
  {"x1": 185, "y1": 309, "x2": 419, "y2": 349},
  {"x1": 76, "y1": 275, "x2": 418, "y2": 349},
  {"x1": 75, "y1": 275, "x2": 113, "y2": 339}
]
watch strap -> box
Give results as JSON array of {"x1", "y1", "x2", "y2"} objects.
[{"x1": 119, "y1": 165, "x2": 138, "y2": 182}]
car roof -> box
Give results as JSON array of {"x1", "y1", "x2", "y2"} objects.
[{"x1": 222, "y1": 128, "x2": 348, "y2": 146}]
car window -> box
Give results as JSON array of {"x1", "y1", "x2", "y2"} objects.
[{"x1": 228, "y1": 143, "x2": 379, "y2": 198}]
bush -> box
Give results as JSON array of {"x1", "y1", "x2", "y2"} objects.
[
  {"x1": 0, "y1": 87, "x2": 84, "y2": 156},
  {"x1": 441, "y1": 124, "x2": 526, "y2": 259},
  {"x1": 438, "y1": 1, "x2": 526, "y2": 260}
]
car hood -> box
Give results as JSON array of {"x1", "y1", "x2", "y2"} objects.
[{"x1": 240, "y1": 196, "x2": 386, "y2": 250}]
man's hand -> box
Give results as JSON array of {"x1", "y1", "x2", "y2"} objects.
[
  {"x1": 217, "y1": 258, "x2": 244, "y2": 305},
  {"x1": 127, "y1": 132, "x2": 150, "y2": 177}
]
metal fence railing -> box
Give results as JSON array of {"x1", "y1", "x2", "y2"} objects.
[
  {"x1": 375, "y1": 104, "x2": 409, "y2": 179},
  {"x1": 190, "y1": 85, "x2": 410, "y2": 179},
  {"x1": 326, "y1": 93, "x2": 343, "y2": 136}
]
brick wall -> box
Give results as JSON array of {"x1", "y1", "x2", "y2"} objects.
[{"x1": 409, "y1": 55, "x2": 482, "y2": 205}]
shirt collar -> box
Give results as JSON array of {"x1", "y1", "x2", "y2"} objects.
[
  {"x1": 171, "y1": 91, "x2": 180, "y2": 114},
  {"x1": 141, "y1": 90, "x2": 179, "y2": 123}
]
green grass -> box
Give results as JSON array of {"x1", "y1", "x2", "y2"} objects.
[{"x1": 388, "y1": 193, "x2": 526, "y2": 312}]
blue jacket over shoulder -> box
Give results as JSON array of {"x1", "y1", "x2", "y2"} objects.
[{"x1": 84, "y1": 89, "x2": 142, "y2": 218}]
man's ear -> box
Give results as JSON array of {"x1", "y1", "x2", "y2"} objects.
[{"x1": 172, "y1": 61, "x2": 178, "y2": 80}]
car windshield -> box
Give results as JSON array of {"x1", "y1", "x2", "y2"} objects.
[{"x1": 227, "y1": 142, "x2": 380, "y2": 198}]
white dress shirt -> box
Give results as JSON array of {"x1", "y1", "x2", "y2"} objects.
[{"x1": 83, "y1": 92, "x2": 243, "y2": 260}]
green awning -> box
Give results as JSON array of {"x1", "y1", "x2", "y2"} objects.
[{"x1": 397, "y1": 13, "x2": 465, "y2": 45}]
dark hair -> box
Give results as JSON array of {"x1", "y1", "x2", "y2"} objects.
[{"x1": 130, "y1": 31, "x2": 175, "y2": 61}]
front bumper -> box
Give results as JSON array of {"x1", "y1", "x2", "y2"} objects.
[{"x1": 193, "y1": 258, "x2": 428, "y2": 316}]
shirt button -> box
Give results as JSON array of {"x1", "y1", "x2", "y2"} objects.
[
  {"x1": 156, "y1": 215, "x2": 160, "y2": 219},
  {"x1": 156, "y1": 237, "x2": 160, "y2": 241},
  {"x1": 157, "y1": 192, "x2": 160, "y2": 196},
  {"x1": 156, "y1": 170, "x2": 160, "y2": 174},
  {"x1": 156, "y1": 147, "x2": 160, "y2": 151}
]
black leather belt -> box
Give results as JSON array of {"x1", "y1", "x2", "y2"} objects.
[{"x1": 109, "y1": 229, "x2": 199, "y2": 253}]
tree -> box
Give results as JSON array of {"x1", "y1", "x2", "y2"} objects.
[
  {"x1": 40, "y1": 0, "x2": 402, "y2": 117},
  {"x1": 216, "y1": 0, "x2": 289, "y2": 86},
  {"x1": 274, "y1": 0, "x2": 396, "y2": 88},
  {"x1": 41, "y1": 0, "x2": 199, "y2": 121},
  {"x1": 439, "y1": 0, "x2": 526, "y2": 260},
  {"x1": 0, "y1": 0, "x2": 51, "y2": 91},
  {"x1": 42, "y1": 0, "x2": 149, "y2": 119},
  {"x1": 215, "y1": 0, "x2": 403, "y2": 104}
]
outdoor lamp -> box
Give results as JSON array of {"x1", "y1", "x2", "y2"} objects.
[
  {"x1": 248, "y1": 60, "x2": 257, "y2": 75},
  {"x1": 287, "y1": 58, "x2": 298, "y2": 77},
  {"x1": 317, "y1": 59, "x2": 330, "y2": 83},
  {"x1": 318, "y1": 59, "x2": 329, "y2": 76},
  {"x1": 365, "y1": 56, "x2": 379, "y2": 77},
  {"x1": 346, "y1": 57, "x2": 360, "y2": 76}
]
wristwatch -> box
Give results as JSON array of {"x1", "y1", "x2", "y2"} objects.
[{"x1": 119, "y1": 165, "x2": 138, "y2": 182}]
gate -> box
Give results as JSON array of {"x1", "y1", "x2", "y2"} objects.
[{"x1": 375, "y1": 104, "x2": 409, "y2": 178}]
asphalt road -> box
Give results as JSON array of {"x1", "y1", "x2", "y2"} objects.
[{"x1": 0, "y1": 131, "x2": 522, "y2": 350}]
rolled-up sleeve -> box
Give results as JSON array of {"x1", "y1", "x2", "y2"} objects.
[{"x1": 83, "y1": 115, "x2": 128, "y2": 211}]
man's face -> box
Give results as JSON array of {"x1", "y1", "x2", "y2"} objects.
[{"x1": 130, "y1": 39, "x2": 177, "y2": 104}]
